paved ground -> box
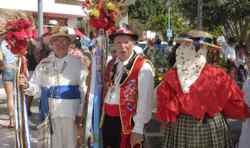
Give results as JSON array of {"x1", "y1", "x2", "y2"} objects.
[
  {"x1": 0, "y1": 79, "x2": 41, "y2": 148},
  {"x1": 0, "y1": 79, "x2": 243, "y2": 148}
]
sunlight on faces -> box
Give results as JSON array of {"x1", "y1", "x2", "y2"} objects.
[
  {"x1": 113, "y1": 35, "x2": 135, "y2": 61},
  {"x1": 50, "y1": 36, "x2": 71, "y2": 57}
]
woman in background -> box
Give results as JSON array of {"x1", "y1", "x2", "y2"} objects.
[{"x1": 238, "y1": 75, "x2": 250, "y2": 148}]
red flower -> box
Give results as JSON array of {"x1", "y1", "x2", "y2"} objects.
[
  {"x1": 5, "y1": 19, "x2": 33, "y2": 55},
  {"x1": 11, "y1": 40, "x2": 28, "y2": 55},
  {"x1": 83, "y1": 0, "x2": 117, "y2": 31}
]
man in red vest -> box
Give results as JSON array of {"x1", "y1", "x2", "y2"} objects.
[{"x1": 101, "y1": 27, "x2": 154, "y2": 148}]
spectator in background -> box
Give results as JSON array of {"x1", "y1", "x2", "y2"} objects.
[
  {"x1": 0, "y1": 11, "x2": 25, "y2": 128},
  {"x1": 144, "y1": 39, "x2": 156, "y2": 61},
  {"x1": 69, "y1": 36, "x2": 84, "y2": 60},
  {"x1": 217, "y1": 36, "x2": 238, "y2": 80},
  {"x1": 38, "y1": 20, "x2": 60, "y2": 62},
  {"x1": 39, "y1": 33, "x2": 53, "y2": 61},
  {"x1": 26, "y1": 40, "x2": 39, "y2": 115},
  {"x1": 236, "y1": 43, "x2": 247, "y2": 67},
  {"x1": 239, "y1": 75, "x2": 250, "y2": 148},
  {"x1": 217, "y1": 36, "x2": 236, "y2": 63},
  {"x1": 89, "y1": 31, "x2": 97, "y2": 51},
  {"x1": 0, "y1": 37, "x2": 17, "y2": 128},
  {"x1": 106, "y1": 48, "x2": 118, "y2": 64},
  {"x1": 154, "y1": 35, "x2": 162, "y2": 49}
]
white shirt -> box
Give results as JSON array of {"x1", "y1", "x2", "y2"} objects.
[
  {"x1": 105, "y1": 53, "x2": 154, "y2": 134},
  {"x1": 25, "y1": 53, "x2": 88, "y2": 119}
]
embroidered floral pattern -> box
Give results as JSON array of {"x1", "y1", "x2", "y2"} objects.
[
  {"x1": 176, "y1": 44, "x2": 207, "y2": 93},
  {"x1": 124, "y1": 79, "x2": 137, "y2": 112}
]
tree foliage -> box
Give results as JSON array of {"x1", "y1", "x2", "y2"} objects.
[
  {"x1": 174, "y1": 0, "x2": 250, "y2": 65},
  {"x1": 128, "y1": 0, "x2": 188, "y2": 39},
  {"x1": 176, "y1": 0, "x2": 250, "y2": 45}
]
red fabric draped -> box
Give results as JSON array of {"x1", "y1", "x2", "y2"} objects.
[{"x1": 156, "y1": 64, "x2": 250, "y2": 122}]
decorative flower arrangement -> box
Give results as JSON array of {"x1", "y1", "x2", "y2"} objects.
[
  {"x1": 5, "y1": 19, "x2": 34, "y2": 56},
  {"x1": 81, "y1": 0, "x2": 119, "y2": 34}
]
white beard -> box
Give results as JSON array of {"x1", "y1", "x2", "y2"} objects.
[{"x1": 176, "y1": 44, "x2": 207, "y2": 93}]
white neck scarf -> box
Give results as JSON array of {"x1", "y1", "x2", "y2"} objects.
[{"x1": 176, "y1": 45, "x2": 207, "y2": 93}]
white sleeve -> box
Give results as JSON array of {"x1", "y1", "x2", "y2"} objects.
[
  {"x1": 78, "y1": 63, "x2": 89, "y2": 116},
  {"x1": 132, "y1": 62, "x2": 154, "y2": 134},
  {"x1": 24, "y1": 64, "x2": 42, "y2": 98}
]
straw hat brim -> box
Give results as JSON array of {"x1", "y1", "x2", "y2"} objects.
[
  {"x1": 186, "y1": 30, "x2": 213, "y2": 39},
  {"x1": 175, "y1": 38, "x2": 221, "y2": 51},
  {"x1": 175, "y1": 30, "x2": 221, "y2": 51},
  {"x1": 49, "y1": 33, "x2": 73, "y2": 43}
]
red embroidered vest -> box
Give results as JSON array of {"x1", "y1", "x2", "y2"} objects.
[
  {"x1": 119, "y1": 56, "x2": 145, "y2": 134},
  {"x1": 104, "y1": 55, "x2": 145, "y2": 135}
]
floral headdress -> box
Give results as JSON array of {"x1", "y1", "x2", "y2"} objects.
[{"x1": 5, "y1": 19, "x2": 35, "y2": 55}]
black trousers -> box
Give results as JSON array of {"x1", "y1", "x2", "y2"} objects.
[{"x1": 102, "y1": 115, "x2": 122, "y2": 148}]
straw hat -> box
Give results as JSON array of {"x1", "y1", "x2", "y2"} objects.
[
  {"x1": 49, "y1": 27, "x2": 73, "y2": 43},
  {"x1": 175, "y1": 30, "x2": 221, "y2": 50}
]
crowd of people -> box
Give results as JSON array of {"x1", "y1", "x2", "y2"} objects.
[{"x1": 0, "y1": 10, "x2": 250, "y2": 148}]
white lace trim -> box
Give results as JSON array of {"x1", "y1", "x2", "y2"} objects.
[{"x1": 176, "y1": 45, "x2": 207, "y2": 93}]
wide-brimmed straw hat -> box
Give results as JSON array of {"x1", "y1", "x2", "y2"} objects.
[
  {"x1": 49, "y1": 27, "x2": 73, "y2": 43},
  {"x1": 175, "y1": 30, "x2": 221, "y2": 50},
  {"x1": 109, "y1": 27, "x2": 138, "y2": 41}
]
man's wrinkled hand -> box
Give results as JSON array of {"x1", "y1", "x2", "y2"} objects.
[{"x1": 130, "y1": 132, "x2": 143, "y2": 147}]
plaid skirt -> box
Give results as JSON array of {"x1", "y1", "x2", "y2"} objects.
[{"x1": 163, "y1": 113, "x2": 233, "y2": 148}]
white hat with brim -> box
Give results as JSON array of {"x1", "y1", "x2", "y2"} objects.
[{"x1": 175, "y1": 30, "x2": 221, "y2": 51}]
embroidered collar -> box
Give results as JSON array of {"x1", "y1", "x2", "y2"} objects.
[{"x1": 176, "y1": 45, "x2": 207, "y2": 93}]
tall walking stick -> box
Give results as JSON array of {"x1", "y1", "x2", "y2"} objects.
[{"x1": 14, "y1": 56, "x2": 32, "y2": 148}]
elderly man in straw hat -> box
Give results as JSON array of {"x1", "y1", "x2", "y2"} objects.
[
  {"x1": 19, "y1": 29, "x2": 89, "y2": 148},
  {"x1": 156, "y1": 30, "x2": 250, "y2": 148},
  {"x1": 101, "y1": 27, "x2": 154, "y2": 148}
]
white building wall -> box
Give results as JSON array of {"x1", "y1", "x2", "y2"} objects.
[
  {"x1": 0, "y1": 0, "x2": 85, "y2": 17},
  {"x1": 0, "y1": 0, "x2": 86, "y2": 28}
]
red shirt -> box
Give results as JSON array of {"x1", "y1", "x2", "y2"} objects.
[{"x1": 156, "y1": 64, "x2": 250, "y2": 122}]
